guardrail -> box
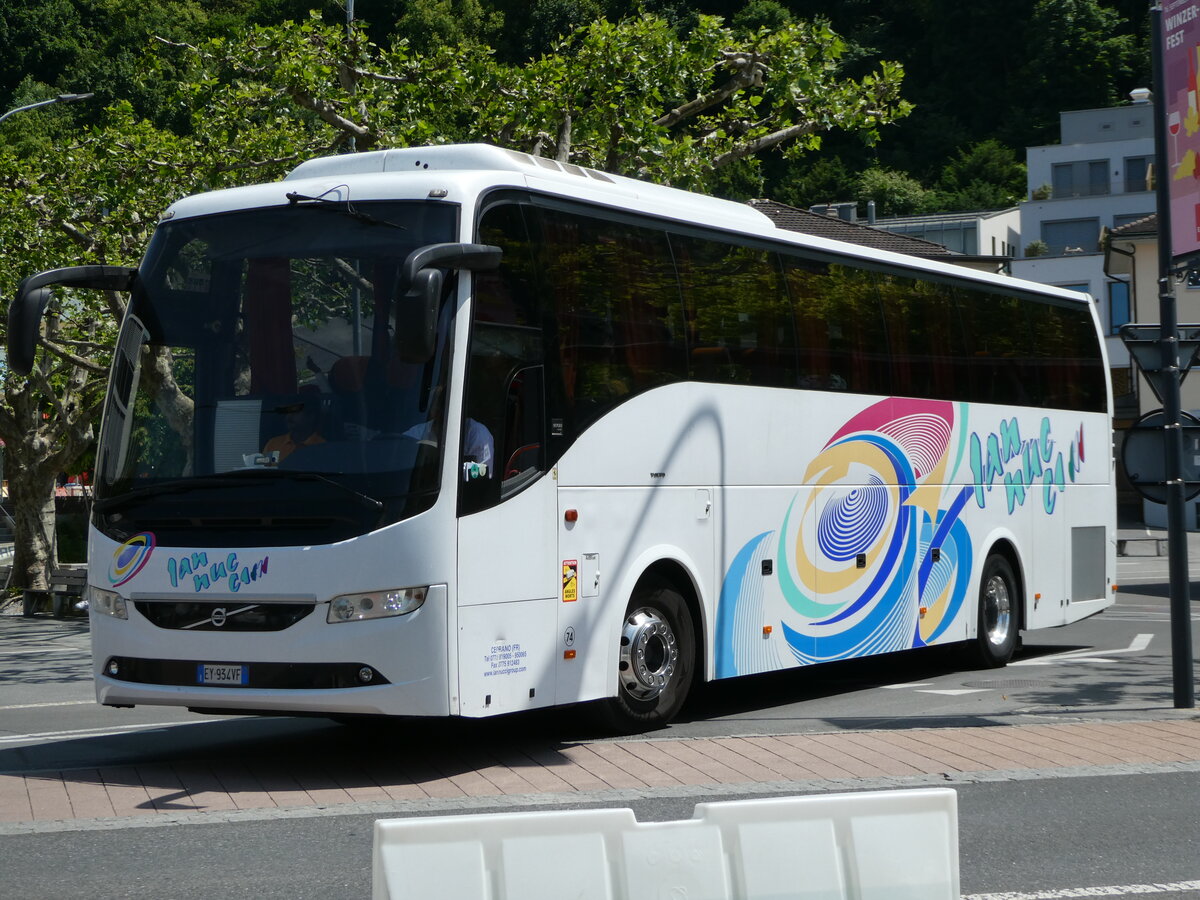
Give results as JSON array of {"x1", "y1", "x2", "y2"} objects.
[{"x1": 373, "y1": 787, "x2": 959, "y2": 900}]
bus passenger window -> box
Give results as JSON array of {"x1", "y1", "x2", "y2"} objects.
[
  {"x1": 783, "y1": 257, "x2": 888, "y2": 395},
  {"x1": 878, "y1": 274, "x2": 965, "y2": 402},
  {"x1": 535, "y1": 208, "x2": 686, "y2": 436},
  {"x1": 672, "y1": 237, "x2": 795, "y2": 388}
]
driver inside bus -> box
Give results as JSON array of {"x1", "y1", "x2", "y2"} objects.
[
  {"x1": 263, "y1": 388, "x2": 326, "y2": 461},
  {"x1": 403, "y1": 386, "x2": 494, "y2": 479}
]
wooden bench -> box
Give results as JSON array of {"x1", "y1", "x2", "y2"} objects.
[
  {"x1": 12, "y1": 564, "x2": 87, "y2": 617},
  {"x1": 50, "y1": 565, "x2": 88, "y2": 617}
]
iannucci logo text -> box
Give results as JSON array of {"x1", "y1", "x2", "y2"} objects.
[
  {"x1": 969, "y1": 416, "x2": 1086, "y2": 515},
  {"x1": 109, "y1": 532, "x2": 156, "y2": 587},
  {"x1": 167, "y1": 551, "x2": 270, "y2": 594}
]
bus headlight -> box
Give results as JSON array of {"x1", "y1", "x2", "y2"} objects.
[
  {"x1": 88, "y1": 586, "x2": 128, "y2": 620},
  {"x1": 327, "y1": 587, "x2": 426, "y2": 623}
]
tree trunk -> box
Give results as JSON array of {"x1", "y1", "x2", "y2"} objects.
[{"x1": 8, "y1": 467, "x2": 59, "y2": 592}]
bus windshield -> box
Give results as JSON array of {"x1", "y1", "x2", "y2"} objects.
[{"x1": 93, "y1": 200, "x2": 459, "y2": 548}]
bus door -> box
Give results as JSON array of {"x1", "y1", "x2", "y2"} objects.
[{"x1": 456, "y1": 361, "x2": 559, "y2": 717}]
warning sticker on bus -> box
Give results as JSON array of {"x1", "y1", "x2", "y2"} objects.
[{"x1": 562, "y1": 560, "x2": 578, "y2": 602}]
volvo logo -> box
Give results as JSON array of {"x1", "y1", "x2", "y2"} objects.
[{"x1": 181, "y1": 603, "x2": 260, "y2": 630}]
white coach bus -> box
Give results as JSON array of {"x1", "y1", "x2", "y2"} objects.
[{"x1": 9, "y1": 144, "x2": 1115, "y2": 730}]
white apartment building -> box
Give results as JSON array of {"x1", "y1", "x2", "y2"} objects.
[{"x1": 1012, "y1": 94, "x2": 1157, "y2": 384}]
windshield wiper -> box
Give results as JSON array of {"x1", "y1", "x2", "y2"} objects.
[
  {"x1": 268, "y1": 470, "x2": 384, "y2": 513},
  {"x1": 284, "y1": 189, "x2": 406, "y2": 230}
]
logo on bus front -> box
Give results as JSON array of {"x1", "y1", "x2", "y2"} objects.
[{"x1": 109, "y1": 532, "x2": 156, "y2": 587}]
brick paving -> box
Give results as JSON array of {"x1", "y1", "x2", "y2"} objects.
[{"x1": 1, "y1": 718, "x2": 1198, "y2": 827}]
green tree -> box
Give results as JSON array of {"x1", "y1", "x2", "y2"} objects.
[
  {"x1": 854, "y1": 165, "x2": 934, "y2": 217},
  {"x1": 186, "y1": 12, "x2": 910, "y2": 189},
  {"x1": 522, "y1": 0, "x2": 607, "y2": 56},
  {"x1": 935, "y1": 139, "x2": 1026, "y2": 211},
  {"x1": 770, "y1": 155, "x2": 857, "y2": 209},
  {"x1": 1017, "y1": 0, "x2": 1140, "y2": 143},
  {"x1": 393, "y1": 0, "x2": 504, "y2": 54}
]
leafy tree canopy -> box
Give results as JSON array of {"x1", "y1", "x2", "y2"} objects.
[{"x1": 934, "y1": 139, "x2": 1027, "y2": 211}]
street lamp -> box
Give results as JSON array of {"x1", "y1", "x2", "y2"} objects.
[{"x1": 0, "y1": 92, "x2": 95, "y2": 127}]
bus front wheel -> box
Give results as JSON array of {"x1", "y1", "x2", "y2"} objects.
[
  {"x1": 602, "y1": 580, "x2": 695, "y2": 732},
  {"x1": 969, "y1": 554, "x2": 1019, "y2": 668}
]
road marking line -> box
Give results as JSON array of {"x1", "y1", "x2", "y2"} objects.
[
  {"x1": 880, "y1": 682, "x2": 934, "y2": 689},
  {"x1": 0, "y1": 700, "x2": 94, "y2": 711},
  {"x1": 916, "y1": 688, "x2": 990, "y2": 696},
  {"x1": 1011, "y1": 634, "x2": 1153, "y2": 667},
  {"x1": 0, "y1": 721, "x2": 209, "y2": 745},
  {"x1": 964, "y1": 879, "x2": 1200, "y2": 898}
]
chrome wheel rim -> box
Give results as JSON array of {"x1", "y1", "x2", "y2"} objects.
[
  {"x1": 983, "y1": 573, "x2": 1012, "y2": 649},
  {"x1": 618, "y1": 608, "x2": 678, "y2": 701}
]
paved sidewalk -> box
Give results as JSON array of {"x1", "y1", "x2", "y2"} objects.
[{"x1": 2, "y1": 717, "x2": 1198, "y2": 830}]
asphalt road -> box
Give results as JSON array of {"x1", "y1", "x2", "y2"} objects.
[
  {"x1": 1, "y1": 546, "x2": 1199, "y2": 899},
  {"x1": 0, "y1": 771, "x2": 1197, "y2": 899}
]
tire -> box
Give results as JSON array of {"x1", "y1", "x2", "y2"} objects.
[
  {"x1": 600, "y1": 580, "x2": 696, "y2": 733},
  {"x1": 968, "y1": 554, "x2": 1019, "y2": 668}
]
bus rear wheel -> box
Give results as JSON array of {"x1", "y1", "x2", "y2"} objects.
[
  {"x1": 969, "y1": 554, "x2": 1019, "y2": 668},
  {"x1": 601, "y1": 580, "x2": 695, "y2": 732}
]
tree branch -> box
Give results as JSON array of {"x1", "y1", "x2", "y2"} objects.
[
  {"x1": 347, "y1": 66, "x2": 418, "y2": 86},
  {"x1": 712, "y1": 121, "x2": 817, "y2": 168},
  {"x1": 654, "y1": 51, "x2": 765, "y2": 129},
  {"x1": 288, "y1": 89, "x2": 373, "y2": 147},
  {"x1": 214, "y1": 153, "x2": 306, "y2": 174},
  {"x1": 555, "y1": 113, "x2": 572, "y2": 163},
  {"x1": 38, "y1": 339, "x2": 110, "y2": 375},
  {"x1": 153, "y1": 35, "x2": 202, "y2": 54}
]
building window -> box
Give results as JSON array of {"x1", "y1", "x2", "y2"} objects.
[
  {"x1": 1052, "y1": 160, "x2": 1109, "y2": 198},
  {"x1": 1108, "y1": 280, "x2": 1131, "y2": 333},
  {"x1": 1124, "y1": 156, "x2": 1153, "y2": 193},
  {"x1": 1041, "y1": 219, "x2": 1102, "y2": 255}
]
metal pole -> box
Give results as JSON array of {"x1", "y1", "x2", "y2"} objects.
[
  {"x1": 1151, "y1": 1, "x2": 1195, "y2": 708},
  {"x1": 0, "y1": 93, "x2": 94, "y2": 127}
]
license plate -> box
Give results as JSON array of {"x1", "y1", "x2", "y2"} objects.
[{"x1": 197, "y1": 664, "x2": 248, "y2": 686}]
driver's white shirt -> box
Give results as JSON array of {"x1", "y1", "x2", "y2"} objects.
[{"x1": 403, "y1": 418, "x2": 494, "y2": 472}]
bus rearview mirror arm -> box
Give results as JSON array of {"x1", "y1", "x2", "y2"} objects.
[
  {"x1": 7, "y1": 265, "x2": 137, "y2": 375},
  {"x1": 397, "y1": 243, "x2": 502, "y2": 362}
]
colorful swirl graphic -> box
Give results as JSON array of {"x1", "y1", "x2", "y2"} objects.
[
  {"x1": 716, "y1": 399, "x2": 974, "y2": 676},
  {"x1": 109, "y1": 532, "x2": 156, "y2": 587}
]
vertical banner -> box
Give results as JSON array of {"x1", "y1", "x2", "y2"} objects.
[{"x1": 1164, "y1": 0, "x2": 1200, "y2": 260}]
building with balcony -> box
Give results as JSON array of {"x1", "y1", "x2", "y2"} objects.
[{"x1": 1012, "y1": 94, "x2": 1156, "y2": 392}]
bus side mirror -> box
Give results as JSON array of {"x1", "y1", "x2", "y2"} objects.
[
  {"x1": 7, "y1": 265, "x2": 137, "y2": 375},
  {"x1": 396, "y1": 243, "x2": 501, "y2": 363},
  {"x1": 396, "y1": 268, "x2": 444, "y2": 363},
  {"x1": 8, "y1": 285, "x2": 54, "y2": 376}
]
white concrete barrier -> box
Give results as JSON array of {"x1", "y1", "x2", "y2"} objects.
[{"x1": 372, "y1": 787, "x2": 959, "y2": 900}]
